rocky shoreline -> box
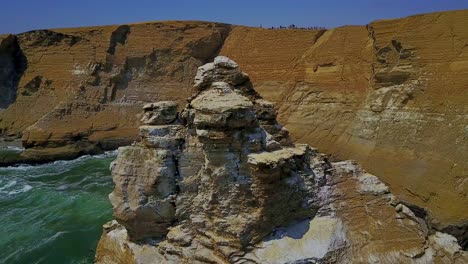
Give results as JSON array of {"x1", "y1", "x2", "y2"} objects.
[
  {"x1": 95, "y1": 57, "x2": 467, "y2": 263},
  {"x1": 1, "y1": 12, "x2": 467, "y2": 233},
  {"x1": 0, "y1": 137, "x2": 132, "y2": 166}
]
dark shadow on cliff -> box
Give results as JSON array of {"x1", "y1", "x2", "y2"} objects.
[
  {"x1": 107, "y1": 25, "x2": 130, "y2": 55},
  {"x1": 0, "y1": 35, "x2": 27, "y2": 109}
]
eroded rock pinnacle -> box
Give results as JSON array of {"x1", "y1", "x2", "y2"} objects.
[{"x1": 97, "y1": 57, "x2": 468, "y2": 264}]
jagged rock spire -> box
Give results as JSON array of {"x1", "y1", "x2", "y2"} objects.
[
  {"x1": 108, "y1": 56, "x2": 316, "y2": 249},
  {"x1": 98, "y1": 56, "x2": 468, "y2": 264}
]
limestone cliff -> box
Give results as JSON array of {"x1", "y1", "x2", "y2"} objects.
[
  {"x1": 0, "y1": 21, "x2": 231, "y2": 162},
  {"x1": 95, "y1": 57, "x2": 468, "y2": 263},
  {"x1": 220, "y1": 11, "x2": 468, "y2": 236},
  {"x1": 0, "y1": 11, "x2": 467, "y2": 242}
]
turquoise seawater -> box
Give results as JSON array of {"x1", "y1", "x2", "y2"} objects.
[{"x1": 0, "y1": 150, "x2": 116, "y2": 264}]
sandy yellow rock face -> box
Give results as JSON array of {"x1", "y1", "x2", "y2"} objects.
[
  {"x1": 220, "y1": 11, "x2": 468, "y2": 230},
  {"x1": 0, "y1": 11, "x2": 467, "y2": 232},
  {"x1": 352, "y1": 11, "x2": 468, "y2": 228},
  {"x1": 0, "y1": 21, "x2": 231, "y2": 154}
]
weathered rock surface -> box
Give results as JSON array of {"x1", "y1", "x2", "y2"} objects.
[
  {"x1": 240, "y1": 160, "x2": 468, "y2": 264},
  {"x1": 0, "y1": 21, "x2": 231, "y2": 164},
  {"x1": 0, "y1": 10, "x2": 467, "y2": 240},
  {"x1": 109, "y1": 101, "x2": 184, "y2": 240},
  {"x1": 220, "y1": 11, "x2": 468, "y2": 238},
  {"x1": 141, "y1": 101, "x2": 178, "y2": 125},
  {"x1": 98, "y1": 153, "x2": 468, "y2": 264},
  {"x1": 107, "y1": 57, "x2": 315, "y2": 250},
  {"x1": 96, "y1": 57, "x2": 468, "y2": 263},
  {"x1": 109, "y1": 146, "x2": 179, "y2": 240}
]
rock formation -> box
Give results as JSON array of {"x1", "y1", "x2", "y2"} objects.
[
  {"x1": 220, "y1": 11, "x2": 468, "y2": 238},
  {"x1": 106, "y1": 56, "x2": 316, "y2": 249},
  {"x1": 0, "y1": 11, "x2": 467, "y2": 245},
  {"x1": 96, "y1": 57, "x2": 468, "y2": 263}
]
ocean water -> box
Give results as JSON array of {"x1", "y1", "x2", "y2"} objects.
[{"x1": 0, "y1": 149, "x2": 117, "y2": 264}]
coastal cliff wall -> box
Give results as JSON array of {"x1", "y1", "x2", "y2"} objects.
[
  {"x1": 0, "y1": 21, "x2": 231, "y2": 161},
  {"x1": 220, "y1": 10, "x2": 468, "y2": 232},
  {"x1": 0, "y1": 10, "x2": 466, "y2": 232}
]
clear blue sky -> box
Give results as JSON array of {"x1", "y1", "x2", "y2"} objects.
[{"x1": 2, "y1": 0, "x2": 468, "y2": 34}]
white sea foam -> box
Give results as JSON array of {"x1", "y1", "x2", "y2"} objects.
[
  {"x1": 0, "y1": 146, "x2": 25, "y2": 152},
  {"x1": 0, "y1": 150, "x2": 117, "y2": 197},
  {"x1": 0, "y1": 179, "x2": 33, "y2": 196},
  {"x1": 7, "y1": 184, "x2": 32, "y2": 195},
  {"x1": 0, "y1": 180, "x2": 17, "y2": 191},
  {"x1": 0, "y1": 150, "x2": 118, "y2": 172}
]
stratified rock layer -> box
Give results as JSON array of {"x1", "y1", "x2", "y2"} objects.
[
  {"x1": 96, "y1": 57, "x2": 468, "y2": 264},
  {"x1": 220, "y1": 11, "x2": 468, "y2": 234},
  {"x1": 0, "y1": 21, "x2": 231, "y2": 164},
  {"x1": 0, "y1": 11, "x2": 466, "y2": 238},
  {"x1": 108, "y1": 57, "x2": 316, "y2": 252}
]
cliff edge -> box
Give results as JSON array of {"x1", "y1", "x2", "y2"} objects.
[{"x1": 0, "y1": 11, "x2": 467, "y2": 240}]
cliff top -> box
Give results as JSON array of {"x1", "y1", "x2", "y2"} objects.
[{"x1": 1, "y1": 9, "x2": 466, "y2": 37}]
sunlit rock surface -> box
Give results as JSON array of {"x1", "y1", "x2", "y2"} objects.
[
  {"x1": 1, "y1": 12, "x2": 467, "y2": 235},
  {"x1": 96, "y1": 57, "x2": 468, "y2": 264}
]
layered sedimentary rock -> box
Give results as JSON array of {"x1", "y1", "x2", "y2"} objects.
[
  {"x1": 220, "y1": 11, "x2": 468, "y2": 238},
  {"x1": 0, "y1": 10, "x2": 467, "y2": 238},
  {"x1": 102, "y1": 57, "x2": 317, "y2": 260},
  {"x1": 0, "y1": 21, "x2": 231, "y2": 163},
  {"x1": 109, "y1": 101, "x2": 182, "y2": 241},
  {"x1": 96, "y1": 57, "x2": 468, "y2": 263}
]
